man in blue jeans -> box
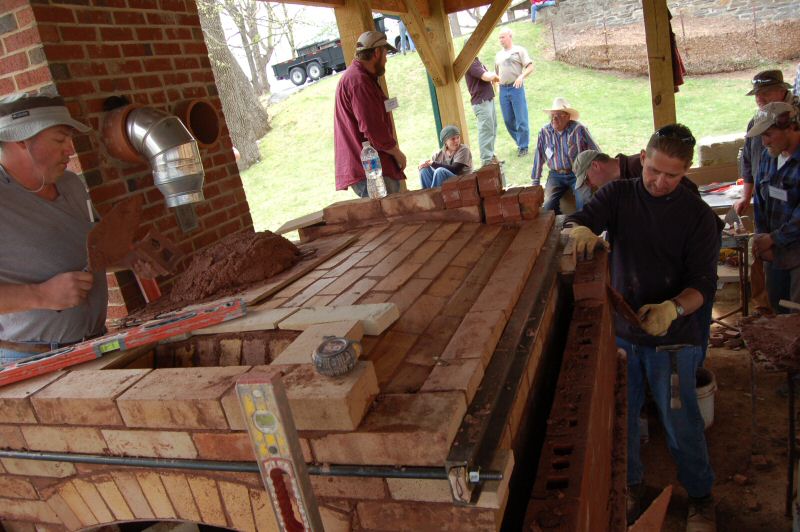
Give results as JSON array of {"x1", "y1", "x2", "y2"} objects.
[
  {"x1": 495, "y1": 28, "x2": 533, "y2": 157},
  {"x1": 566, "y1": 124, "x2": 719, "y2": 532}
]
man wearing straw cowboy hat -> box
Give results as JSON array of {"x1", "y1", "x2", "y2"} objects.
[
  {"x1": 0, "y1": 93, "x2": 108, "y2": 365},
  {"x1": 531, "y1": 97, "x2": 599, "y2": 214}
]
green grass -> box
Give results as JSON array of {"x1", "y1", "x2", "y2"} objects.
[{"x1": 242, "y1": 20, "x2": 790, "y2": 232}]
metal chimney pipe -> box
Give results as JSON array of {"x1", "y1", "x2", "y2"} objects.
[{"x1": 124, "y1": 107, "x2": 205, "y2": 207}]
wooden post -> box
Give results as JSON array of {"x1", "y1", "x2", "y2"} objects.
[
  {"x1": 642, "y1": 0, "x2": 676, "y2": 129},
  {"x1": 401, "y1": 0, "x2": 468, "y2": 145}
]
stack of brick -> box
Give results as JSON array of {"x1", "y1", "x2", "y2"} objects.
[
  {"x1": 304, "y1": 164, "x2": 545, "y2": 243},
  {"x1": 524, "y1": 250, "x2": 620, "y2": 531}
]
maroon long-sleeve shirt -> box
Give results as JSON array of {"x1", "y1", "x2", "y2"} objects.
[{"x1": 334, "y1": 60, "x2": 405, "y2": 190}]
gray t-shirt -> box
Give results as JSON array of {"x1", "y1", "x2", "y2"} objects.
[
  {"x1": 0, "y1": 168, "x2": 107, "y2": 343},
  {"x1": 495, "y1": 45, "x2": 533, "y2": 85},
  {"x1": 432, "y1": 143, "x2": 473, "y2": 174}
]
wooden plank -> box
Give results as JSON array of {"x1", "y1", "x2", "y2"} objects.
[
  {"x1": 452, "y1": 0, "x2": 512, "y2": 82},
  {"x1": 642, "y1": 0, "x2": 676, "y2": 129},
  {"x1": 400, "y1": 0, "x2": 447, "y2": 86},
  {"x1": 275, "y1": 210, "x2": 324, "y2": 235},
  {"x1": 443, "y1": 0, "x2": 491, "y2": 13}
]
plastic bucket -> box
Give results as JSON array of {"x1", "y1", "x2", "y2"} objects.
[{"x1": 696, "y1": 367, "x2": 717, "y2": 430}]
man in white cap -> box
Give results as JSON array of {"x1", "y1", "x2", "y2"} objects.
[
  {"x1": 748, "y1": 102, "x2": 800, "y2": 309},
  {"x1": 0, "y1": 93, "x2": 107, "y2": 364},
  {"x1": 531, "y1": 97, "x2": 599, "y2": 214},
  {"x1": 334, "y1": 30, "x2": 407, "y2": 198}
]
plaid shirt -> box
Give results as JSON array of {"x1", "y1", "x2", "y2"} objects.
[
  {"x1": 531, "y1": 121, "x2": 599, "y2": 185},
  {"x1": 754, "y1": 144, "x2": 800, "y2": 270}
]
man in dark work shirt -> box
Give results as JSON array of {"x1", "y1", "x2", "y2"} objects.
[{"x1": 566, "y1": 125, "x2": 719, "y2": 531}]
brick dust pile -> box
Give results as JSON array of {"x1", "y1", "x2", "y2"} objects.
[{"x1": 169, "y1": 230, "x2": 300, "y2": 304}]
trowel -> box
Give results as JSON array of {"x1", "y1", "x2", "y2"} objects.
[{"x1": 87, "y1": 194, "x2": 144, "y2": 272}]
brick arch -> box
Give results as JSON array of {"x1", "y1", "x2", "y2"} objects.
[{"x1": 35, "y1": 469, "x2": 278, "y2": 532}]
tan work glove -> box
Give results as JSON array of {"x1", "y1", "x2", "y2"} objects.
[
  {"x1": 638, "y1": 300, "x2": 678, "y2": 336},
  {"x1": 571, "y1": 225, "x2": 610, "y2": 260}
]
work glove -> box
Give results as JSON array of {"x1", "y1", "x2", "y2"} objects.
[
  {"x1": 638, "y1": 300, "x2": 678, "y2": 337},
  {"x1": 571, "y1": 225, "x2": 609, "y2": 261}
]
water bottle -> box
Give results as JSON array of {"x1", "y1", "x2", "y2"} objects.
[{"x1": 360, "y1": 141, "x2": 387, "y2": 199}]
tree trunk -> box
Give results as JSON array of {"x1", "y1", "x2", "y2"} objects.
[
  {"x1": 282, "y1": 4, "x2": 298, "y2": 58},
  {"x1": 448, "y1": 13, "x2": 461, "y2": 37},
  {"x1": 197, "y1": 0, "x2": 270, "y2": 170}
]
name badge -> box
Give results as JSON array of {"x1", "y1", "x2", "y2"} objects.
[
  {"x1": 769, "y1": 185, "x2": 788, "y2": 202},
  {"x1": 384, "y1": 97, "x2": 399, "y2": 112},
  {"x1": 545, "y1": 147, "x2": 554, "y2": 160}
]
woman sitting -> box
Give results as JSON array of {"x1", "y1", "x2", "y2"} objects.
[{"x1": 419, "y1": 125, "x2": 473, "y2": 188}]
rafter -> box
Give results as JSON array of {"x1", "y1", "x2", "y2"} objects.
[
  {"x1": 452, "y1": 0, "x2": 511, "y2": 81},
  {"x1": 400, "y1": 0, "x2": 447, "y2": 86}
]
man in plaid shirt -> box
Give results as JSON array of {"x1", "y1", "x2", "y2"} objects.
[{"x1": 748, "y1": 101, "x2": 800, "y2": 310}]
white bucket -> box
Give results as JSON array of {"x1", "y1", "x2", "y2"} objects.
[{"x1": 696, "y1": 367, "x2": 717, "y2": 430}]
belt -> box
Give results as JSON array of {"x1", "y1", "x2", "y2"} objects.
[
  {"x1": 0, "y1": 340, "x2": 54, "y2": 354},
  {"x1": 550, "y1": 168, "x2": 572, "y2": 174}
]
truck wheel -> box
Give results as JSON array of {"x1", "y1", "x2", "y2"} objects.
[
  {"x1": 289, "y1": 67, "x2": 307, "y2": 86},
  {"x1": 307, "y1": 62, "x2": 323, "y2": 81}
]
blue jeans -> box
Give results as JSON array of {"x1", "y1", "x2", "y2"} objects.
[
  {"x1": 350, "y1": 176, "x2": 402, "y2": 198},
  {"x1": 531, "y1": 0, "x2": 555, "y2": 21},
  {"x1": 420, "y1": 167, "x2": 456, "y2": 188},
  {"x1": 498, "y1": 85, "x2": 529, "y2": 151},
  {"x1": 618, "y1": 338, "x2": 714, "y2": 498},
  {"x1": 542, "y1": 170, "x2": 591, "y2": 214}
]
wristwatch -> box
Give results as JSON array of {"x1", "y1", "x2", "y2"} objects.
[{"x1": 671, "y1": 299, "x2": 685, "y2": 317}]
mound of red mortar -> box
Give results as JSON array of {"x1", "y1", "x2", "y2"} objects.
[{"x1": 169, "y1": 230, "x2": 300, "y2": 304}]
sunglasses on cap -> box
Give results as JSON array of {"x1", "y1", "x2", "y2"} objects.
[
  {"x1": 753, "y1": 108, "x2": 796, "y2": 129},
  {"x1": 653, "y1": 125, "x2": 696, "y2": 147}
]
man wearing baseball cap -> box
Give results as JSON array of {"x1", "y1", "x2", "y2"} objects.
[
  {"x1": 0, "y1": 93, "x2": 108, "y2": 364},
  {"x1": 573, "y1": 149, "x2": 699, "y2": 198},
  {"x1": 734, "y1": 70, "x2": 797, "y2": 216},
  {"x1": 334, "y1": 30, "x2": 407, "y2": 198},
  {"x1": 747, "y1": 101, "x2": 800, "y2": 309}
]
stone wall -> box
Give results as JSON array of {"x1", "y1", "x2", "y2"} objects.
[{"x1": 552, "y1": 0, "x2": 800, "y2": 30}]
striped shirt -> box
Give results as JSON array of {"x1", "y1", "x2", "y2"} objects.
[
  {"x1": 754, "y1": 144, "x2": 800, "y2": 270},
  {"x1": 531, "y1": 121, "x2": 599, "y2": 185}
]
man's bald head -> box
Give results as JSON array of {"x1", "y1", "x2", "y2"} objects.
[{"x1": 499, "y1": 28, "x2": 513, "y2": 49}]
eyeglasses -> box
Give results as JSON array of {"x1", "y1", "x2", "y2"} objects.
[
  {"x1": 654, "y1": 125, "x2": 696, "y2": 147},
  {"x1": 752, "y1": 78, "x2": 778, "y2": 86}
]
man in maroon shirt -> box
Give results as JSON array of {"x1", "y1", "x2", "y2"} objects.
[{"x1": 334, "y1": 31, "x2": 407, "y2": 197}]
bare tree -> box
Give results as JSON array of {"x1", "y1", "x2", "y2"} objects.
[
  {"x1": 449, "y1": 13, "x2": 461, "y2": 37},
  {"x1": 197, "y1": 0, "x2": 270, "y2": 169},
  {"x1": 219, "y1": 0, "x2": 306, "y2": 96}
]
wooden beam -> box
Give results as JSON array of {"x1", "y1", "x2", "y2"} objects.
[
  {"x1": 642, "y1": 0, "x2": 676, "y2": 129},
  {"x1": 443, "y1": 0, "x2": 491, "y2": 14},
  {"x1": 452, "y1": 0, "x2": 511, "y2": 81},
  {"x1": 401, "y1": 0, "x2": 468, "y2": 145},
  {"x1": 400, "y1": 0, "x2": 448, "y2": 86},
  {"x1": 277, "y1": 0, "x2": 346, "y2": 8}
]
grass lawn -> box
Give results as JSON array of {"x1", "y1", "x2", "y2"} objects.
[{"x1": 241, "y1": 20, "x2": 790, "y2": 232}]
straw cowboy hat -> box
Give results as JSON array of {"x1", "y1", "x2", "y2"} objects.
[{"x1": 543, "y1": 97, "x2": 580, "y2": 121}]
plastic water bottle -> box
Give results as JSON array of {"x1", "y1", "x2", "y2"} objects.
[{"x1": 360, "y1": 141, "x2": 387, "y2": 199}]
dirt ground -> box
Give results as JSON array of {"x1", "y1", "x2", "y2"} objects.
[{"x1": 640, "y1": 300, "x2": 794, "y2": 531}]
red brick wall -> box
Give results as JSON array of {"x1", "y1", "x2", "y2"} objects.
[{"x1": 0, "y1": 0, "x2": 254, "y2": 319}]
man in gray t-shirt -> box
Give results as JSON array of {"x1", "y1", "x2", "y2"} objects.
[{"x1": 0, "y1": 94, "x2": 107, "y2": 364}]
